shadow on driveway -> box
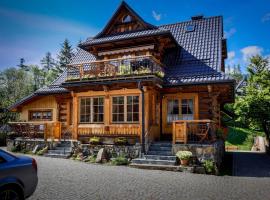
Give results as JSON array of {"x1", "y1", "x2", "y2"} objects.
[{"x1": 233, "y1": 151, "x2": 270, "y2": 177}]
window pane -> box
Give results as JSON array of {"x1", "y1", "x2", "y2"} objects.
[
  {"x1": 118, "y1": 114, "x2": 124, "y2": 122},
  {"x1": 181, "y1": 99, "x2": 194, "y2": 120},
  {"x1": 167, "y1": 99, "x2": 179, "y2": 123},
  {"x1": 80, "y1": 98, "x2": 91, "y2": 123},
  {"x1": 133, "y1": 113, "x2": 139, "y2": 122}
]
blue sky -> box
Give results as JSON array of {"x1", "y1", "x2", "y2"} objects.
[{"x1": 0, "y1": 0, "x2": 269, "y2": 72}]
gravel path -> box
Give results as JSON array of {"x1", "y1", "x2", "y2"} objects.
[{"x1": 28, "y1": 155, "x2": 270, "y2": 200}]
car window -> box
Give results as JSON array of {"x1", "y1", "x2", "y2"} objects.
[
  {"x1": 0, "y1": 150, "x2": 17, "y2": 162},
  {"x1": 0, "y1": 156, "x2": 6, "y2": 164}
]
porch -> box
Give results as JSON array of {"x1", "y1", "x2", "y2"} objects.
[{"x1": 8, "y1": 119, "x2": 217, "y2": 145}]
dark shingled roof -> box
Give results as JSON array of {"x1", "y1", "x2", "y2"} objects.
[
  {"x1": 10, "y1": 15, "x2": 234, "y2": 110},
  {"x1": 80, "y1": 28, "x2": 171, "y2": 46}
]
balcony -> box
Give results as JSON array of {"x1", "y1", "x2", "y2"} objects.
[{"x1": 66, "y1": 55, "x2": 165, "y2": 82}]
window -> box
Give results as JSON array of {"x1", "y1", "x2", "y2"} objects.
[
  {"x1": 167, "y1": 98, "x2": 194, "y2": 123},
  {"x1": 181, "y1": 99, "x2": 194, "y2": 120},
  {"x1": 185, "y1": 24, "x2": 195, "y2": 32},
  {"x1": 0, "y1": 156, "x2": 6, "y2": 164},
  {"x1": 29, "y1": 110, "x2": 52, "y2": 121},
  {"x1": 122, "y1": 15, "x2": 132, "y2": 23},
  {"x1": 127, "y1": 96, "x2": 139, "y2": 122},
  {"x1": 112, "y1": 96, "x2": 125, "y2": 122},
  {"x1": 80, "y1": 97, "x2": 104, "y2": 123},
  {"x1": 112, "y1": 95, "x2": 139, "y2": 123}
]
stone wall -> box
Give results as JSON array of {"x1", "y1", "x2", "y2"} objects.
[
  {"x1": 6, "y1": 138, "x2": 47, "y2": 152},
  {"x1": 172, "y1": 140, "x2": 225, "y2": 167},
  {"x1": 80, "y1": 143, "x2": 142, "y2": 159}
]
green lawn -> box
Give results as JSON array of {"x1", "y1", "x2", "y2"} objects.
[{"x1": 225, "y1": 126, "x2": 264, "y2": 151}]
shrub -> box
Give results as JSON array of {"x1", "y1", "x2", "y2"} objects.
[
  {"x1": 111, "y1": 156, "x2": 129, "y2": 165},
  {"x1": 84, "y1": 155, "x2": 96, "y2": 163},
  {"x1": 203, "y1": 159, "x2": 215, "y2": 174},
  {"x1": 11, "y1": 146, "x2": 19, "y2": 152},
  {"x1": 114, "y1": 137, "x2": 127, "y2": 145},
  {"x1": 216, "y1": 128, "x2": 224, "y2": 139},
  {"x1": 36, "y1": 146, "x2": 48, "y2": 156},
  {"x1": 89, "y1": 137, "x2": 101, "y2": 145},
  {"x1": 176, "y1": 151, "x2": 193, "y2": 160}
]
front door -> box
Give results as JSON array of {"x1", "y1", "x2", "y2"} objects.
[{"x1": 161, "y1": 93, "x2": 198, "y2": 136}]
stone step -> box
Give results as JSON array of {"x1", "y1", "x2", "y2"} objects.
[
  {"x1": 131, "y1": 158, "x2": 176, "y2": 166},
  {"x1": 129, "y1": 163, "x2": 181, "y2": 172},
  {"x1": 55, "y1": 147, "x2": 72, "y2": 151},
  {"x1": 149, "y1": 146, "x2": 172, "y2": 151},
  {"x1": 150, "y1": 142, "x2": 172, "y2": 147},
  {"x1": 147, "y1": 151, "x2": 172, "y2": 156},
  {"x1": 144, "y1": 155, "x2": 176, "y2": 161}
]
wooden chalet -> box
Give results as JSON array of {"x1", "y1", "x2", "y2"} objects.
[{"x1": 9, "y1": 2, "x2": 234, "y2": 153}]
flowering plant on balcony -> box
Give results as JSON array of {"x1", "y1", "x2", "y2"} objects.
[{"x1": 155, "y1": 71, "x2": 165, "y2": 78}]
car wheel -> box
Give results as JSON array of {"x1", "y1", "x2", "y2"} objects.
[{"x1": 0, "y1": 185, "x2": 24, "y2": 200}]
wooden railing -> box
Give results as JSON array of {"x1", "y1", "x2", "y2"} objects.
[
  {"x1": 66, "y1": 55, "x2": 164, "y2": 82},
  {"x1": 8, "y1": 122, "x2": 62, "y2": 141},
  {"x1": 172, "y1": 120, "x2": 216, "y2": 144},
  {"x1": 78, "y1": 124, "x2": 141, "y2": 137}
]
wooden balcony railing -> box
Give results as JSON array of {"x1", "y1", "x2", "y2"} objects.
[
  {"x1": 78, "y1": 124, "x2": 141, "y2": 137},
  {"x1": 66, "y1": 55, "x2": 164, "y2": 82},
  {"x1": 172, "y1": 120, "x2": 216, "y2": 144},
  {"x1": 8, "y1": 122, "x2": 61, "y2": 141}
]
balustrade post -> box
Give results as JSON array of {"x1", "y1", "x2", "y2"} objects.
[{"x1": 184, "y1": 121, "x2": 188, "y2": 144}]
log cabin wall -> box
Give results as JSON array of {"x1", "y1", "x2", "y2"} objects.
[{"x1": 19, "y1": 95, "x2": 58, "y2": 122}]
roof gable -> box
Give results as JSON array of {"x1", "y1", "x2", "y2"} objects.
[{"x1": 94, "y1": 1, "x2": 156, "y2": 38}]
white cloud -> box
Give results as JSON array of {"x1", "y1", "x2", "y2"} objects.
[
  {"x1": 241, "y1": 46, "x2": 263, "y2": 61},
  {"x1": 152, "y1": 11, "x2": 162, "y2": 21},
  {"x1": 225, "y1": 28, "x2": 236, "y2": 38},
  {"x1": 0, "y1": 7, "x2": 97, "y2": 36},
  {"x1": 227, "y1": 51, "x2": 235, "y2": 60},
  {"x1": 262, "y1": 13, "x2": 270, "y2": 22}
]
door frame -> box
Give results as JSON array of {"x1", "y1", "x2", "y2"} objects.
[{"x1": 161, "y1": 93, "x2": 199, "y2": 135}]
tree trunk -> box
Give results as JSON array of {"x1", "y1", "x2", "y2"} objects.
[{"x1": 262, "y1": 121, "x2": 269, "y2": 144}]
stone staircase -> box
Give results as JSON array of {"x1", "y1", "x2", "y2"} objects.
[
  {"x1": 44, "y1": 141, "x2": 72, "y2": 159},
  {"x1": 130, "y1": 142, "x2": 178, "y2": 170}
]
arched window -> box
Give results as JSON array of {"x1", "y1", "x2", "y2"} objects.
[{"x1": 122, "y1": 15, "x2": 132, "y2": 23}]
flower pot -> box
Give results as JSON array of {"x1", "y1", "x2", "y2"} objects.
[{"x1": 180, "y1": 159, "x2": 189, "y2": 166}]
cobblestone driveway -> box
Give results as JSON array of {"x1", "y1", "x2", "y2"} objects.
[{"x1": 29, "y1": 155, "x2": 270, "y2": 200}]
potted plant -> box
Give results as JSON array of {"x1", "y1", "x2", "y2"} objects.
[
  {"x1": 114, "y1": 137, "x2": 127, "y2": 145},
  {"x1": 176, "y1": 151, "x2": 193, "y2": 166},
  {"x1": 203, "y1": 159, "x2": 216, "y2": 174},
  {"x1": 89, "y1": 136, "x2": 101, "y2": 145}
]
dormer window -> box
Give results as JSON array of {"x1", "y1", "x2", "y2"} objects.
[
  {"x1": 122, "y1": 15, "x2": 132, "y2": 23},
  {"x1": 185, "y1": 24, "x2": 195, "y2": 32}
]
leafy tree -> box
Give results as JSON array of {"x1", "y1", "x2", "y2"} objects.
[
  {"x1": 227, "y1": 64, "x2": 243, "y2": 83},
  {"x1": 29, "y1": 65, "x2": 46, "y2": 90},
  {"x1": 234, "y1": 55, "x2": 270, "y2": 140},
  {"x1": 57, "y1": 39, "x2": 74, "y2": 73},
  {"x1": 0, "y1": 68, "x2": 33, "y2": 107}
]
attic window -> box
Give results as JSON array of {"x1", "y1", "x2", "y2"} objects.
[
  {"x1": 185, "y1": 24, "x2": 195, "y2": 32},
  {"x1": 122, "y1": 15, "x2": 132, "y2": 23}
]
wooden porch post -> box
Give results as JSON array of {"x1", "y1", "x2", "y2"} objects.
[{"x1": 72, "y1": 92, "x2": 78, "y2": 140}]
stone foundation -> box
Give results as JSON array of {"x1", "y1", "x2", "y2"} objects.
[
  {"x1": 6, "y1": 138, "x2": 47, "y2": 152},
  {"x1": 80, "y1": 143, "x2": 142, "y2": 159},
  {"x1": 172, "y1": 140, "x2": 225, "y2": 167}
]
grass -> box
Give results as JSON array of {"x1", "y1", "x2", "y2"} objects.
[{"x1": 225, "y1": 126, "x2": 264, "y2": 151}]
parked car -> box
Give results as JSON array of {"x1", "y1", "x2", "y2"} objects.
[{"x1": 0, "y1": 149, "x2": 38, "y2": 199}]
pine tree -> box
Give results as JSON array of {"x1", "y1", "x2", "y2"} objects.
[
  {"x1": 40, "y1": 52, "x2": 56, "y2": 71},
  {"x1": 57, "y1": 39, "x2": 74, "y2": 73},
  {"x1": 17, "y1": 58, "x2": 29, "y2": 71}
]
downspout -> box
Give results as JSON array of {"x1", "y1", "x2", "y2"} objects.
[{"x1": 138, "y1": 81, "x2": 145, "y2": 154}]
